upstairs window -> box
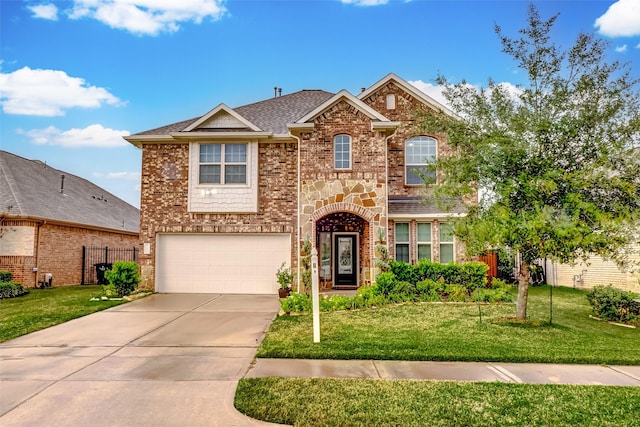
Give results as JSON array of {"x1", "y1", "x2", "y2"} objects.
[
  {"x1": 334, "y1": 134, "x2": 351, "y2": 169},
  {"x1": 199, "y1": 143, "x2": 247, "y2": 184},
  {"x1": 405, "y1": 136, "x2": 436, "y2": 185},
  {"x1": 395, "y1": 222, "x2": 410, "y2": 263}
]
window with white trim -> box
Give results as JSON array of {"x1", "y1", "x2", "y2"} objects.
[
  {"x1": 395, "y1": 222, "x2": 410, "y2": 262},
  {"x1": 334, "y1": 134, "x2": 351, "y2": 169},
  {"x1": 405, "y1": 136, "x2": 436, "y2": 185},
  {"x1": 199, "y1": 143, "x2": 247, "y2": 184},
  {"x1": 439, "y1": 222, "x2": 455, "y2": 263},
  {"x1": 417, "y1": 223, "x2": 432, "y2": 261}
]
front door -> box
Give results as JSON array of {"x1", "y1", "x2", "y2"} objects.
[{"x1": 334, "y1": 234, "x2": 358, "y2": 288}]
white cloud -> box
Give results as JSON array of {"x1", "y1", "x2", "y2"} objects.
[
  {"x1": 341, "y1": 0, "x2": 389, "y2": 5},
  {"x1": 0, "y1": 67, "x2": 121, "y2": 116},
  {"x1": 19, "y1": 124, "x2": 130, "y2": 148},
  {"x1": 409, "y1": 80, "x2": 523, "y2": 109},
  {"x1": 28, "y1": 4, "x2": 59, "y2": 20},
  {"x1": 68, "y1": 0, "x2": 227, "y2": 35},
  {"x1": 615, "y1": 44, "x2": 628, "y2": 53},
  {"x1": 637, "y1": 42, "x2": 640, "y2": 49},
  {"x1": 594, "y1": 0, "x2": 640, "y2": 37},
  {"x1": 408, "y1": 80, "x2": 449, "y2": 107}
]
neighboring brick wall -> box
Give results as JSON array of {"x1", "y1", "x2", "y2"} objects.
[
  {"x1": 0, "y1": 219, "x2": 137, "y2": 288},
  {"x1": 361, "y1": 81, "x2": 452, "y2": 197},
  {"x1": 138, "y1": 142, "x2": 299, "y2": 290}
]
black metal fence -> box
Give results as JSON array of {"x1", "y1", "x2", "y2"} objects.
[{"x1": 81, "y1": 246, "x2": 138, "y2": 285}]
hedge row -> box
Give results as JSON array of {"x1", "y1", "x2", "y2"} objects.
[
  {"x1": 586, "y1": 285, "x2": 640, "y2": 325},
  {"x1": 389, "y1": 260, "x2": 490, "y2": 292},
  {"x1": 0, "y1": 281, "x2": 27, "y2": 299},
  {"x1": 279, "y1": 260, "x2": 512, "y2": 314}
]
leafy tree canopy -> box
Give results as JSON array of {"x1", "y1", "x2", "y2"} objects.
[{"x1": 417, "y1": 5, "x2": 640, "y2": 318}]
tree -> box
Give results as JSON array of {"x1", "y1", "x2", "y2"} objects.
[{"x1": 417, "y1": 4, "x2": 640, "y2": 320}]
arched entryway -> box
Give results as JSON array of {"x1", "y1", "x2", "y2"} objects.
[{"x1": 314, "y1": 212, "x2": 370, "y2": 289}]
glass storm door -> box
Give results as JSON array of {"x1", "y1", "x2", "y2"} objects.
[{"x1": 334, "y1": 234, "x2": 357, "y2": 287}]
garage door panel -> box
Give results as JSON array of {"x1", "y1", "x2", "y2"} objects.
[{"x1": 156, "y1": 234, "x2": 291, "y2": 294}]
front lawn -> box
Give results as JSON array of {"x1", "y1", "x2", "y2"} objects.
[
  {"x1": 235, "y1": 378, "x2": 640, "y2": 427},
  {"x1": 0, "y1": 285, "x2": 127, "y2": 342},
  {"x1": 257, "y1": 286, "x2": 640, "y2": 365}
]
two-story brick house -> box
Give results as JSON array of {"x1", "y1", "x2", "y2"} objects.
[{"x1": 125, "y1": 73, "x2": 467, "y2": 294}]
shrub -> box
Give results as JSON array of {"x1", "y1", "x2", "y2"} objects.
[
  {"x1": 280, "y1": 292, "x2": 312, "y2": 313},
  {"x1": 416, "y1": 279, "x2": 444, "y2": 302},
  {"x1": 443, "y1": 284, "x2": 467, "y2": 302},
  {"x1": 459, "y1": 262, "x2": 490, "y2": 291},
  {"x1": 104, "y1": 261, "x2": 140, "y2": 297},
  {"x1": 0, "y1": 271, "x2": 12, "y2": 282},
  {"x1": 374, "y1": 271, "x2": 397, "y2": 296},
  {"x1": 472, "y1": 287, "x2": 514, "y2": 303},
  {"x1": 389, "y1": 261, "x2": 418, "y2": 284},
  {"x1": 586, "y1": 285, "x2": 640, "y2": 324},
  {"x1": 0, "y1": 281, "x2": 27, "y2": 299}
]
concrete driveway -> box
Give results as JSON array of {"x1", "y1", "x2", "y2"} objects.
[{"x1": 0, "y1": 293, "x2": 283, "y2": 427}]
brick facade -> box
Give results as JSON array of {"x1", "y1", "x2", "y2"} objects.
[
  {"x1": 131, "y1": 74, "x2": 470, "y2": 292},
  {"x1": 138, "y1": 142, "x2": 298, "y2": 290},
  {"x1": 0, "y1": 218, "x2": 137, "y2": 288}
]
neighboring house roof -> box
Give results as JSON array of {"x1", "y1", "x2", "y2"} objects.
[
  {"x1": 0, "y1": 151, "x2": 139, "y2": 233},
  {"x1": 388, "y1": 197, "x2": 467, "y2": 218}
]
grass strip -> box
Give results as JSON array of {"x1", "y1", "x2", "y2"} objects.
[
  {"x1": 0, "y1": 285, "x2": 127, "y2": 342},
  {"x1": 258, "y1": 286, "x2": 640, "y2": 365},
  {"x1": 236, "y1": 377, "x2": 640, "y2": 427}
]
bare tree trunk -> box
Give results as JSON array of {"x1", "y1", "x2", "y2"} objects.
[{"x1": 516, "y1": 261, "x2": 530, "y2": 320}]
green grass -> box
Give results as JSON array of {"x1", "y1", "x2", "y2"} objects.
[
  {"x1": 258, "y1": 286, "x2": 640, "y2": 365},
  {"x1": 0, "y1": 285, "x2": 127, "y2": 342},
  {"x1": 235, "y1": 378, "x2": 640, "y2": 427}
]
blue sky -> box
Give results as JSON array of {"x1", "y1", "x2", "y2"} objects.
[{"x1": 1, "y1": 0, "x2": 639, "y2": 209}]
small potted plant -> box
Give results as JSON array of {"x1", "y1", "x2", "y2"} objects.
[{"x1": 276, "y1": 262, "x2": 293, "y2": 298}]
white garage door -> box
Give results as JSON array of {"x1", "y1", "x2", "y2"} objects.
[{"x1": 156, "y1": 233, "x2": 291, "y2": 294}]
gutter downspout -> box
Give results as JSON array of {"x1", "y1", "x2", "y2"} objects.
[
  {"x1": 372, "y1": 126, "x2": 398, "y2": 284},
  {"x1": 34, "y1": 220, "x2": 46, "y2": 288},
  {"x1": 289, "y1": 131, "x2": 302, "y2": 293}
]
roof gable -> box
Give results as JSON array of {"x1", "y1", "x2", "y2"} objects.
[
  {"x1": 182, "y1": 104, "x2": 261, "y2": 132},
  {"x1": 359, "y1": 73, "x2": 455, "y2": 116},
  {"x1": 0, "y1": 151, "x2": 139, "y2": 233},
  {"x1": 294, "y1": 89, "x2": 392, "y2": 125}
]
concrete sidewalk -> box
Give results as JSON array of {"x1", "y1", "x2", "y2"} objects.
[{"x1": 246, "y1": 358, "x2": 640, "y2": 386}]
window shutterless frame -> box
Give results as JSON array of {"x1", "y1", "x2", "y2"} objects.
[
  {"x1": 405, "y1": 136, "x2": 437, "y2": 186},
  {"x1": 199, "y1": 143, "x2": 247, "y2": 185},
  {"x1": 334, "y1": 134, "x2": 351, "y2": 169},
  {"x1": 394, "y1": 222, "x2": 410, "y2": 262}
]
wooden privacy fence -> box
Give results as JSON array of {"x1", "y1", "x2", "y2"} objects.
[
  {"x1": 479, "y1": 251, "x2": 498, "y2": 281},
  {"x1": 81, "y1": 246, "x2": 138, "y2": 285}
]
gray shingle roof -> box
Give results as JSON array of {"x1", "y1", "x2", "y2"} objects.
[
  {"x1": 0, "y1": 151, "x2": 139, "y2": 233},
  {"x1": 388, "y1": 197, "x2": 467, "y2": 216},
  {"x1": 134, "y1": 90, "x2": 335, "y2": 136}
]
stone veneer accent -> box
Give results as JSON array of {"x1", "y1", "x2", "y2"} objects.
[{"x1": 300, "y1": 179, "x2": 386, "y2": 285}]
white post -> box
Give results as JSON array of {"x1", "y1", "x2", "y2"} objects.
[{"x1": 311, "y1": 248, "x2": 320, "y2": 343}]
